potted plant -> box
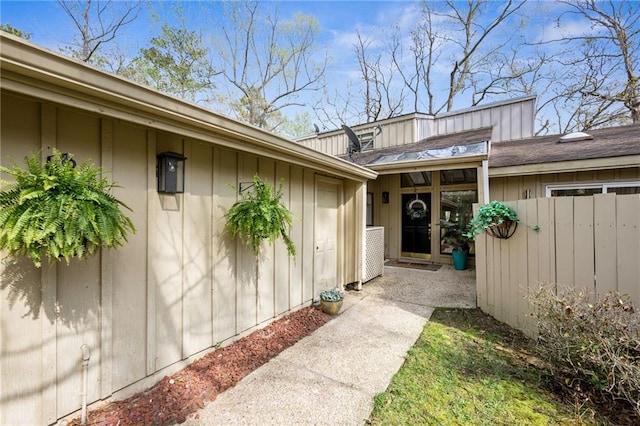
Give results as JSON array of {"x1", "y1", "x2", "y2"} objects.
[
  {"x1": 319, "y1": 287, "x2": 344, "y2": 315},
  {"x1": 467, "y1": 200, "x2": 539, "y2": 240},
  {"x1": 225, "y1": 175, "x2": 296, "y2": 257},
  {"x1": 0, "y1": 150, "x2": 135, "y2": 267},
  {"x1": 440, "y1": 219, "x2": 472, "y2": 270}
]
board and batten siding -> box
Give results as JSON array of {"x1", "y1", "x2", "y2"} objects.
[
  {"x1": 489, "y1": 167, "x2": 640, "y2": 202},
  {"x1": 0, "y1": 92, "x2": 363, "y2": 425},
  {"x1": 476, "y1": 195, "x2": 640, "y2": 338},
  {"x1": 297, "y1": 96, "x2": 536, "y2": 157}
]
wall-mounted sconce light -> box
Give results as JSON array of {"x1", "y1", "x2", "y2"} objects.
[
  {"x1": 157, "y1": 152, "x2": 187, "y2": 194},
  {"x1": 47, "y1": 152, "x2": 77, "y2": 168},
  {"x1": 382, "y1": 191, "x2": 389, "y2": 204}
]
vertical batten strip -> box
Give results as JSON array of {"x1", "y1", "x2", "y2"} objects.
[
  {"x1": 99, "y1": 118, "x2": 114, "y2": 399},
  {"x1": 146, "y1": 131, "x2": 157, "y2": 375},
  {"x1": 41, "y1": 103, "x2": 58, "y2": 424},
  {"x1": 181, "y1": 140, "x2": 191, "y2": 359}
]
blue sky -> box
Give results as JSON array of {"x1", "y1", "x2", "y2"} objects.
[{"x1": 1, "y1": 1, "x2": 631, "y2": 134}]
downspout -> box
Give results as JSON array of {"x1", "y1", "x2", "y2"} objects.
[{"x1": 80, "y1": 344, "x2": 90, "y2": 425}]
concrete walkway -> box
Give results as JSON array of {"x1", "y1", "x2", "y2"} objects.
[{"x1": 182, "y1": 265, "x2": 476, "y2": 425}]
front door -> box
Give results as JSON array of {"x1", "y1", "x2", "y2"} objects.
[
  {"x1": 401, "y1": 192, "x2": 431, "y2": 259},
  {"x1": 315, "y1": 180, "x2": 339, "y2": 295}
]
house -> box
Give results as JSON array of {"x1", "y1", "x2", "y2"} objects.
[
  {"x1": 299, "y1": 100, "x2": 639, "y2": 265},
  {"x1": 0, "y1": 33, "x2": 375, "y2": 425},
  {"x1": 2, "y1": 31, "x2": 639, "y2": 425}
]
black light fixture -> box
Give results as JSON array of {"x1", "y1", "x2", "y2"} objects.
[
  {"x1": 382, "y1": 191, "x2": 389, "y2": 204},
  {"x1": 157, "y1": 152, "x2": 187, "y2": 194}
]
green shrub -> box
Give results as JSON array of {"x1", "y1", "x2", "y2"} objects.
[{"x1": 529, "y1": 284, "x2": 640, "y2": 416}]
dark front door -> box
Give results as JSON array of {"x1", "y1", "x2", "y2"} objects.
[{"x1": 401, "y1": 193, "x2": 431, "y2": 259}]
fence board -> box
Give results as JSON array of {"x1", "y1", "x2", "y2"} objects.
[
  {"x1": 555, "y1": 197, "x2": 574, "y2": 288},
  {"x1": 573, "y1": 197, "x2": 595, "y2": 291},
  {"x1": 475, "y1": 232, "x2": 488, "y2": 311},
  {"x1": 616, "y1": 195, "x2": 640, "y2": 303},
  {"x1": 536, "y1": 198, "x2": 555, "y2": 284},
  {"x1": 594, "y1": 194, "x2": 617, "y2": 294},
  {"x1": 478, "y1": 194, "x2": 640, "y2": 337}
]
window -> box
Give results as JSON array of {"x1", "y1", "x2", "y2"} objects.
[
  {"x1": 546, "y1": 181, "x2": 640, "y2": 197},
  {"x1": 440, "y1": 168, "x2": 477, "y2": 185},
  {"x1": 440, "y1": 190, "x2": 477, "y2": 255},
  {"x1": 401, "y1": 172, "x2": 433, "y2": 187},
  {"x1": 366, "y1": 192, "x2": 374, "y2": 226}
]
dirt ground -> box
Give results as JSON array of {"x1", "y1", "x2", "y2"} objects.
[{"x1": 68, "y1": 306, "x2": 330, "y2": 425}]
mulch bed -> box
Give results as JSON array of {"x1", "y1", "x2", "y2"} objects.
[
  {"x1": 68, "y1": 306, "x2": 331, "y2": 425},
  {"x1": 385, "y1": 259, "x2": 442, "y2": 271}
]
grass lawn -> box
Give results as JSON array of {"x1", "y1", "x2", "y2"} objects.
[{"x1": 369, "y1": 308, "x2": 606, "y2": 425}]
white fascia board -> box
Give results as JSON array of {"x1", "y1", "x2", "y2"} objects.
[
  {"x1": 369, "y1": 154, "x2": 487, "y2": 175},
  {"x1": 489, "y1": 155, "x2": 640, "y2": 178}
]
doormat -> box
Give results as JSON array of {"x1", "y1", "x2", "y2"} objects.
[{"x1": 385, "y1": 260, "x2": 442, "y2": 271}]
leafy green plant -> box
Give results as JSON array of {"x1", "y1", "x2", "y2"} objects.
[
  {"x1": 440, "y1": 219, "x2": 472, "y2": 252},
  {"x1": 320, "y1": 287, "x2": 343, "y2": 302},
  {"x1": 0, "y1": 150, "x2": 135, "y2": 267},
  {"x1": 466, "y1": 200, "x2": 539, "y2": 239},
  {"x1": 224, "y1": 175, "x2": 296, "y2": 257}
]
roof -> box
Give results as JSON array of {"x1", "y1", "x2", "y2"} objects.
[
  {"x1": 349, "y1": 127, "x2": 493, "y2": 166},
  {"x1": 490, "y1": 124, "x2": 640, "y2": 168}
]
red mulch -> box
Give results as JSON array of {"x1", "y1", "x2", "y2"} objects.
[{"x1": 68, "y1": 306, "x2": 331, "y2": 425}]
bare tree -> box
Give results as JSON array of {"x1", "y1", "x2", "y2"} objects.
[
  {"x1": 57, "y1": 0, "x2": 141, "y2": 62},
  {"x1": 354, "y1": 30, "x2": 405, "y2": 122},
  {"x1": 210, "y1": 1, "x2": 327, "y2": 132},
  {"x1": 556, "y1": 0, "x2": 640, "y2": 126},
  {"x1": 432, "y1": 0, "x2": 526, "y2": 113}
]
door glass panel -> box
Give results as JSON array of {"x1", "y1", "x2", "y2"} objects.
[
  {"x1": 401, "y1": 193, "x2": 431, "y2": 259},
  {"x1": 440, "y1": 190, "x2": 477, "y2": 255}
]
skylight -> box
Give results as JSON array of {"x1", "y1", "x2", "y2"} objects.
[
  {"x1": 559, "y1": 132, "x2": 593, "y2": 142},
  {"x1": 368, "y1": 141, "x2": 487, "y2": 165}
]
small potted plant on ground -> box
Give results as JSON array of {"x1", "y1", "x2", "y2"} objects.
[
  {"x1": 440, "y1": 219, "x2": 472, "y2": 270},
  {"x1": 319, "y1": 287, "x2": 344, "y2": 315}
]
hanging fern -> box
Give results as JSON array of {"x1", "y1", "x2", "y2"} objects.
[
  {"x1": 0, "y1": 150, "x2": 136, "y2": 267},
  {"x1": 224, "y1": 175, "x2": 296, "y2": 257}
]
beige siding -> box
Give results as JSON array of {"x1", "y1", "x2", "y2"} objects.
[
  {"x1": 299, "y1": 97, "x2": 535, "y2": 158},
  {"x1": 476, "y1": 195, "x2": 640, "y2": 337},
  {"x1": 490, "y1": 168, "x2": 640, "y2": 201},
  {"x1": 0, "y1": 93, "x2": 367, "y2": 424}
]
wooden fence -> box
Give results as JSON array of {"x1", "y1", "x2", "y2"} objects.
[{"x1": 476, "y1": 194, "x2": 640, "y2": 336}]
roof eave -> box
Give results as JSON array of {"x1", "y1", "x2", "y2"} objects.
[
  {"x1": 0, "y1": 33, "x2": 377, "y2": 182},
  {"x1": 368, "y1": 153, "x2": 488, "y2": 175},
  {"x1": 489, "y1": 155, "x2": 640, "y2": 177}
]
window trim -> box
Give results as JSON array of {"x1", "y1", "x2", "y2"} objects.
[{"x1": 545, "y1": 181, "x2": 640, "y2": 197}]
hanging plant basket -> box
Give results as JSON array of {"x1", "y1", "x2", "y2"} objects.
[
  {"x1": 0, "y1": 150, "x2": 135, "y2": 267},
  {"x1": 486, "y1": 219, "x2": 518, "y2": 239},
  {"x1": 224, "y1": 175, "x2": 296, "y2": 257}
]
